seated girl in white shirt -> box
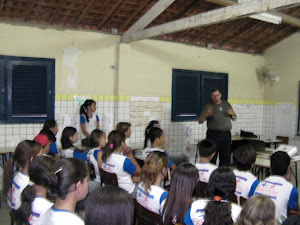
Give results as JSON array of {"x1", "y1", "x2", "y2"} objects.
[
  {"x1": 14, "y1": 155, "x2": 56, "y2": 225},
  {"x1": 136, "y1": 151, "x2": 169, "y2": 215},
  {"x1": 41, "y1": 158, "x2": 89, "y2": 225}
]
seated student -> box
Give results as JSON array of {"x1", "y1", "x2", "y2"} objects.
[
  {"x1": 85, "y1": 186, "x2": 134, "y2": 225},
  {"x1": 101, "y1": 131, "x2": 141, "y2": 197},
  {"x1": 195, "y1": 139, "x2": 217, "y2": 183},
  {"x1": 143, "y1": 127, "x2": 175, "y2": 172},
  {"x1": 87, "y1": 129, "x2": 106, "y2": 183},
  {"x1": 253, "y1": 151, "x2": 299, "y2": 220},
  {"x1": 41, "y1": 158, "x2": 89, "y2": 225},
  {"x1": 163, "y1": 163, "x2": 199, "y2": 225},
  {"x1": 144, "y1": 120, "x2": 160, "y2": 149},
  {"x1": 184, "y1": 167, "x2": 242, "y2": 225},
  {"x1": 60, "y1": 127, "x2": 87, "y2": 161},
  {"x1": 13, "y1": 155, "x2": 56, "y2": 225},
  {"x1": 34, "y1": 129, "x2": 56, "y2": 156},
  {"x1": 116, "y1": 122, "x2": 132, "y2": 144},
  {"x1": 233, "y1": 144, "x2": 259, "y2": 199},
  {"x1": 43, "y1": 119, "x2": 60, "y2": 159},
  {"x1": 136, "y1": 151, "x2": 169, "y2": 215},
  {"x1": 4, "y1": 140, "x2": 42, "y2": 210},
  {"x1": 235, "y1": 195, "x2": 276, "y2": 225}
]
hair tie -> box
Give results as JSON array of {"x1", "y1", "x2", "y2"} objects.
[
  {"x1": 213, "y1": 196, "x2": 222, "y2": 201},
  {"x1": 110, "y1": 143, "x2": 114, "y2": 149},
  {"x1": 55, "y1": 167, "x2": 62, "y2": 174}
]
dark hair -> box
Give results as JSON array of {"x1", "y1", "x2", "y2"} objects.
[
  {"x1": 236, "y1": 195, "x2": 275, "y2": 225},
  {"x1": 80, "y1": 99, "x2": 96, "y2": 123},
  {"x1": 233, "y1": 145, "x2": 256, "y2": 171},
  {"x1": 148, "y1": 127, "x2": 163, "y2": 145},
  {"x1": 102, "y1": 131, "x2": 125, "y2": 162},
  {"x1": 203, "y1": 167, "x2": 236, "y2": 225},
  {"x1": 85, "y1": 186, "x2": 134, "y2": 225},
  {"x1": 116, "y1": 122, "x2": 131, "y2": 134},
  {"x1": 90, "y1": 129, "x2": 105, "y2": 148},
  {"x1": 163, "y1": 163, "x2": 199, "y2": 225},
  {"x1": 271, "y1": 151, "x2": 290, "y2": 176},
  {"x1": 43, "y1": 119, "x2": 57, "y2": 130},
  {"x1": 39, "y1": 128, "x2": 56, "y2": 144},
  {"x1": 61, "y1": 127, "x2": 77, "y2": 149},
  {"x1": 197, "y1": 139, "x2": 216, "y2": 158},
  {"x1": 211, "y1": 88, "x2": 221, "y2": 94},
  {"x1": 14, "y1": 156, "x2": 56, "y2": 224},
  {"x1": 144, "y1": 120, "x2": 160, "y2": 148},
  {"x1": 51, "y1": 158, "x2": 89, "y2": 200},
  {"x1": 3, "y1": 140, "x2": 41, "y2": 197},
  {"x1": 142, "y1": 151, "x2": 169, "y2": 193}
]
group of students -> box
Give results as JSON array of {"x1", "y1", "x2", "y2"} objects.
[{"x1": 2, "y1": 98, "x2": 300, "y2": 225}]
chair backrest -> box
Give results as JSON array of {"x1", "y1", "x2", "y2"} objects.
[
  {"x1": 99, "y1": 168, "x2": 118, "y2": 187},
  {"x1": 276, "y1": 136, "x2": 289, "y2": 144},
  {"x1": 135, "y1": 200, "x2": 163, "y2": 225},
  {"x1": 195, "y1": 181, "x2": 209, "y2": 198}
]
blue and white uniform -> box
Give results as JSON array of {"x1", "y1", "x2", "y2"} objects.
[
  {"x1": 195, "y1": 162, "x2": 217, "y2": 183},
  {"x1": 29, "y1": 196, "x2": 53, "y2": 225},
  {"x1": 41, "y1": 207, "x2": 84, "y2": 225},
  {"x1": 49, "y1": 142, "x2": 59, "y2": 156},
  {"x1": 6, "y1": 171, "x2": 29, "y2": 210},
  {"x1": 101, "y1": 153, "x2": 137, "y2": 194},
  {"x1": 136, "y1": 182, "x2": 168, "y2": 215},
  {"x1": 233, "y1": 169, "x2": 259, "y2": 199},
  {"x1": 80, "y1": 114, "x2": 99, "y2": 139},
  {"x1": 60, "y1": 147, "x2": 87, "y2": 161},
  {"x1": 143, "y1": 147, "x2": 174, "y2": 168},
  {"x1": 253, "y1": 175, "x2": 298, "y2": 219},
  {"x1": 183, "y1": 199, "x2": 242, "y2": 225},
  {"x1": 87, "y1": 148, "x2": 102, "y2": 182}
]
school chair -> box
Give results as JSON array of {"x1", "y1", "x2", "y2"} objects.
[
  {"x1": 134, "y1": 200, "x2": 163, "y2": 225},
  {"x1": 99, "y1": 168, "x2": 118, "y2": 187},
  {"x1": 276, "y1": 136, "x2": 289, "y2": 144},
  {"x1": 9, "y1": 210, "x2": 15, "y2": 225},
  {"x1": 195, "y1": 181, "x2": 209, "y2": 199}
]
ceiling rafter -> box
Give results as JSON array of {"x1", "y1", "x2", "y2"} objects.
[
  {"x1": 0, "y1": 0, "x2": 5, "y2": 16},
  {"x1": 73, "y1": 0, "x2": 96, "y2": 27},
  {"x1": 119, "y1": 0, "x2": 152, "y2": 32},
  {"x1": 205, "y1": 0, "x2": 300, "y2": 27},
  {"x1": 49, "y1": 0, "x2": 67, "y2": 24},
  {"x1": 121, "y1": 0, "x2": 300, "y2": 43},
  {"x1": 97, "y1": 0, "x2": 123, "y2": 29},
  {"x1": 25, "y1": 0, "x2": 36, "y2": 22}
]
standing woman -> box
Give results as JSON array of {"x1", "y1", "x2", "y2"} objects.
[{"x1": 80, "y1": 99, "x2": 99, "y2": 147}]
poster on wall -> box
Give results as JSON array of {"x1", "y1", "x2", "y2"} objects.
[{"x1": 275, "y1": 103, "x2": 295, "y2": 137}]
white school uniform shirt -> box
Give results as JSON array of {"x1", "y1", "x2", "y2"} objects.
[
  {"x1": 253, "y1": 175, "x2": 298, "y2": 219},
  {"x1": 195, "y1": 162, "x2": 217, "y2": 183},
  {"x1": 143, "y1": 147, "x2": 174, "y2": 168},
  {"x1": 60, "y1": 147, "x2": 87, "y2": 161},
  {"x1": 101, "y1": 153, "x2": 137, "y2": 194},
  {"x1": 183, "y1": 199, "x2": 242, "y2": 225},
  {"x1": 87, "y1": 148, "x2": 102, "y2": 182},
  {"x1": 28, "y1": 196, "x2": 53, "y2": 225},
  {"x1": 80, "y1": 114, "x2": 99, "y2": 139},
  {"x1": 6, "y1": 171, "x2": 29, "y2": 210},
  {"x1": 233, "y1": 169, "x2": 259, "y2": 199},
  {"x1": 136, "y1": 182, "x2": 168, "y2": 215},
  {"x1": 41, "y1": 207, "x2": 84, "y2": 225}
]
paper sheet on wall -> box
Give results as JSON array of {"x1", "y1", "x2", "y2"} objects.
[
  {"x1": 74, "y1": 95, "x2": 91, "y2": 112},
  {"x1": 56, "y1": 114, "x2": 80, "y2": 147},
  {"x1": 275, "y1": 103, "x2": 294, "y2": 137},
  {"x1": 102, "y1": 113, "x2": 114, "y2": 132}
]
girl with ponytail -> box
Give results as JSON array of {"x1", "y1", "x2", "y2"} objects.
[
  {"x1": 136, "y1": 151, "x2": 169, "y2": 215},
  {"x1": 4, "y1": 140, "x2": 42, "y2": 210},
  {"x1": 14, "y1": 155, "x2": 56, "y2": 225},
  {"x1": 184, "y1": 167, "x2": 242, "y2": 225},
  {"x1": 101, "y1": 130, "x2": 141, "y2": 197},
  {"x1": 79, "y1": 99, "x2": 99, "y2": 147},
  {"x1": 41, "y1": 158, "x2": 89, "y2": 225}
]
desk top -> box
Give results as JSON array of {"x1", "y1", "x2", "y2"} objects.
[{"x1": 0, "y1": 147, "x2": 15, "y2": 154}]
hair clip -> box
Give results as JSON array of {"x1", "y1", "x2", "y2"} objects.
[
  {"x1": 110, "y1": 143, "x2": 114, "y2": 149},
  {"x1": 55, "y1": 167, "x2": 62, "y2": 174}
]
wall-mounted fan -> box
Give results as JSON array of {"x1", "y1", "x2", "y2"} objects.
[{"x1": 256, "y1": 67, "x2": 280, "y2": 83}]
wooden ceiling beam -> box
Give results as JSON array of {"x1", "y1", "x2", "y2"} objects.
[
  {"x1": 97, "y1": 0, "x2": 123, "y2": 29},
  {"x1": 73, "y1": 0, "x2": 95, "y2": 27},
  {"x1": 0, "y1": 0, "x2": 5, "y2": 15},
  {"x1": 49, "y1": 0, "x2": 66, "y2": 24},
  {"x1": 24, "y1": 0, "x2": 36, "y2": 21},
  {"x1": 123, "y1": 0, "x2": 175, "y2": 35},
  {"x1": 119, "y1": 0, "x2": 152, "y2": 32},
  {"x1": 121, "y1": 0, "x2": 300, "y2": 43},
  {"x1": 205, "y1": 0, "x2": 300, "y2": 27}
]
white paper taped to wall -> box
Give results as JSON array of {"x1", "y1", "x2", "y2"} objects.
[
  {"x1": 56, "y1": 114, "x2": 81, "y2": 147},
  {"x1": 103, "y1": 113, "x2": 114, "y2": 132},
  {"x1": 63, "y1": 47, "x2": 82, "y2": 90},
  {"x1": 74, "y1": 95, "x2": 91, "y2": 113},
  {"x1": 275, "y1": 103, "x2": 295, "y2": 137}
]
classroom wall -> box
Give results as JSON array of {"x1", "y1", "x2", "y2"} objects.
[{"x1": 1, "y1": 22, "x2": 298, "y2": 157}]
